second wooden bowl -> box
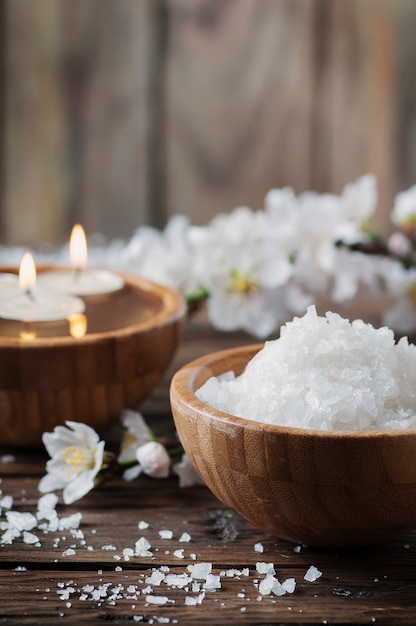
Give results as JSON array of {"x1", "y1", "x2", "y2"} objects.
[{"x1": 170, "y1": 344, "x2": 416, "y2": 548}]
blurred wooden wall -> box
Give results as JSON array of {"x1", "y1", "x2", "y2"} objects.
[{"x1": 0, "y1": 0, "x2": 414, "y2": 247}]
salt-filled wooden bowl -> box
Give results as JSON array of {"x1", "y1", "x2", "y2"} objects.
[
  {"x1": 170, "y1": 344, "x2": 416, "y2": 548},
  {"x1": 0, "y1": 268, "x2": 186, "y2": 447}
]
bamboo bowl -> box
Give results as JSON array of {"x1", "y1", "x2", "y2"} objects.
[
  {"x1": 170, "y1": 344, "x2": 416, "y2": 548},
  {"x1": 0, "y1": 267, "x2": 185, "y2": 447}
]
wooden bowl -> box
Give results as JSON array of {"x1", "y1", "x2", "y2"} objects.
[
  {"x1": 0, "y1": 268, "x2": 185, "y2": 447},
  {"x1": 170, "y1": 344, "x2": 416, "y2": 548}
]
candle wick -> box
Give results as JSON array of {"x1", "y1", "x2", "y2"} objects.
[{"x1": 25, "y1": 288, "x2": 36, "y2": 302}]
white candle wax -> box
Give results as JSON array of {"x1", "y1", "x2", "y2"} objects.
[
  {"x1": 0, "y1": 273, "x2": 21, "y2": 298},
  {"x1": 37, "y1": 268, "x2": 124, "y2": 296},
  {"x1": 0, "y1": 287, "x2": 86, "y2": 322}
]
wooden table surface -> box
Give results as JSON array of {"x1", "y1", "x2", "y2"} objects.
[{"x1": 1, "y1": 323, "x2": 415, "y2": 626}]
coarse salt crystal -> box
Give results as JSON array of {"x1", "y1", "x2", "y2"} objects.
[
  {"x1": 304, "y1": 566, "x2": 322, "y2": 582},
  {"x1": 159, "y1": 530, "x2": 173, "y2": 539},
  {"x1": 23, "y1": 531, "x2": 40, "y2": 545},
  {"x1": 173, "y1": 549, "x2": 185, "y2": 559},
  {"x1": 197, "y1": 306, "x2": 416, "y2": 432},
  {"x1": 203, "y1": 574, "x2": 221, "y2": 591},
  {"x1": 256, "y1": 562, "x2": 275, "y2": 576},
  {"x1": 6, "y1": 511, "x2": 37, "y2": 531},
  {"x1": 282, "y1": 577, "x2": 296, "y2": 593},
  {"x1": 138, "y1": 521, "x2": 149, "y2": 530},
  {"x1": 254, "y1": 542, "x2": 264, "y2": 553},
  {"x1": 187, "y1": 563, "x2": 212, "y2": 580},
  {"x1": 135, "y1": 537, "x2": 152, "y2": 557},
  {"x1": 179, "y1": 532, "x2": 191, "y2": 542},
  {"x1": 146, "y1": 595, "x2": 169, "y2": 605},
  {"x1": 0, "y1": 495, "x2": 13, "y2": 509}
]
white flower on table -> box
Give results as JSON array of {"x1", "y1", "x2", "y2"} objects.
[
  {"x1": 117, "y1": 409, "x2": 153, "y2": 465},
  {"x1": 38, "y1": 421, "x2": 105, "y2": 505},
  {"x1": 135, "y1": 441, "x2": 171, "y2": 478}
]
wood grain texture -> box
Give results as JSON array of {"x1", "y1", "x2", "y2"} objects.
[
  {"x1": 0, "y1": 327, "x2": 416, "y2": 623},
  {"x1": 170, "y1": 343, "x2": 416, "y2": 548}
]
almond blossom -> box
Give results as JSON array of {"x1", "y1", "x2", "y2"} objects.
[{"x1": 38, "y1": 421, "x2": 106, "y2": 505}]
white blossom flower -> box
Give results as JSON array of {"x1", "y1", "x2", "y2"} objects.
[
  {"x1": 39, "y1": 421, "x2": 105, "y2": 505},
  {"x1": 382, "y1": 264, "x2": 416, "y2": 333},
  {"x1": 391, "y1": 183, "x2": 416, "y2": 231},
  {"x1": 189, "y1": 206, "x2": 294, "y2": 337},
  {"x1": 173, "y1": 454, "x2": 205, "y2": 488},
  {"x1": 135, "y1": 441, "x2": 171, "y2": 478},
  {"x1": 118, "y1": 410, "x2": 153, "y2": 465}
]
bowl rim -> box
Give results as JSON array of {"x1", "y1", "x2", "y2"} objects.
[
  {"x1": 170, "y1": 343, "x2": 416, "y2": 440},
  {"x1": 0, "y1": 266, "x2": 186, "y2": 348}
]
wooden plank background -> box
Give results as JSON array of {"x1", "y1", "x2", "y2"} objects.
[{"x1": 0, "y1": 0, "x2": 414, "y2": 247}]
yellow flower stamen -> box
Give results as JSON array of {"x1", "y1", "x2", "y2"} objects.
[
  {"x1": 60, "y1": 446, "x2": 95, "y2": 470},
  {"x1": 228, "y1": 269, "x2": 259, "y2": 295}
]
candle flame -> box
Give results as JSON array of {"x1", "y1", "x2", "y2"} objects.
[
  {"x1": 19, "y1": 252, "x2": 37, "y2": 290},
  {"x1": 70, "y1": 224, "x2": 88, "y2": 269}
]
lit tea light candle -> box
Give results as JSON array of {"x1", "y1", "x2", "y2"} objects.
[
  {"x1": 37, "y1": 224, "x2": 124, "y2": 296},
  {"x1": 0, "y1": 252, "x2": 86, "y2": 322}
]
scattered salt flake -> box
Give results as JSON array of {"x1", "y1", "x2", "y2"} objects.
[
  {"x1": 254, "y1": 542, "x2": 264, "y2": 553},
  {"x1": 1, "y1": 454, "x2": 15, "y2": 463},
  {"x1": 13, "y1": 565, "x2": 27, "y2": 571},
  {"x1": 259, "y1": 575, "x2": 276, "y2": 596},
  {"x1": 6, "y1": 511, "x2": 37, "y2": 531},
  {"x1": 179, "y1": 532, "x2": 191, "y2": 543},
  {"x1": 173, "y1": 549, "x2": 184, "y2": 559},
  {"x1": 0, "y1": 495, "x2": 13, "y2": 509},
  {"x1": 164, "y1": 574, "x2": 192, "y2": 588},
  {"x1": 187, "y1": 562, "x2": 212, "y2": 580},
  {"x1": 146, "y1": 595, "x2": 169, "y2": 605},
  {"x1": 159, "y1": 530, "x2": 173, "y2": 539},
  {"x1": 62, "y1": 548, "x2": 76, "y2": 557},
  {"x1": 135, "y1": 537, "x2": 153, "y2": 557},
  {"x1": 58, "y1": 513, "x2": 82, "y2": 530},
  {"x1": 102, "y1": 544, "x2": 117, "y2": 551},
  {"x1": 2, "y1": 529, "x2": 18, "y2": 547},
  {"x1": 282, "y1": 578, "x2": 296, "y2": 593},
  {"x1": 256, "y1": 562, "x2": 275, "y2": 576},
  {"x1": 138, "y1": 521, "x2": 149, "y2": 530},
  {"x1": 23, "y1": 531, "x2": 40, "y2": 545},
  {"x1": 146, "y1": 570, "x2": 165, "y2": 586},
  {"x1": 185, "y1": 591, "x2": 205, "y2": 606},
  {"x1": 304, "y1": 566, "x2": 322, "y2": 582},
  {"x1": 115, "y1": 566, "x2": 123, "y2": 572},
  {"x1": 293, "y1": 545, "x2": 302, "y2": 553},
  {"x1": 203, "y1": 574, "x2": 221, "y2": 591}
]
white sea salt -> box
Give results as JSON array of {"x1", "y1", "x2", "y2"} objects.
[
  {"x1": 173, "y1": 549, "x2": 185, "y2": 559},
  {"x1": 197, "y1": 306, "x2": 416, "y2": 431},
  {"x1": 254, "y1": 542, "x2": 264, "y2": 553},
  {"x1": 187, "y1": 562, "x2": 212, "y2": 580},
  {"x1": 159, "y1": 530, "x2": 173, "y2": 539},
  {"x1": 146, "y1": 595, "x2": 169, "y2": 605},
  {"x1": 304, "y1": 565, "x2": 322, "y2": 582},
  {"x1": 138, "y1": 521, "x2": 150, "y2": 530},
  {"x1": 179, "y1": 532, "x2": 191, "y2": 542}
]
